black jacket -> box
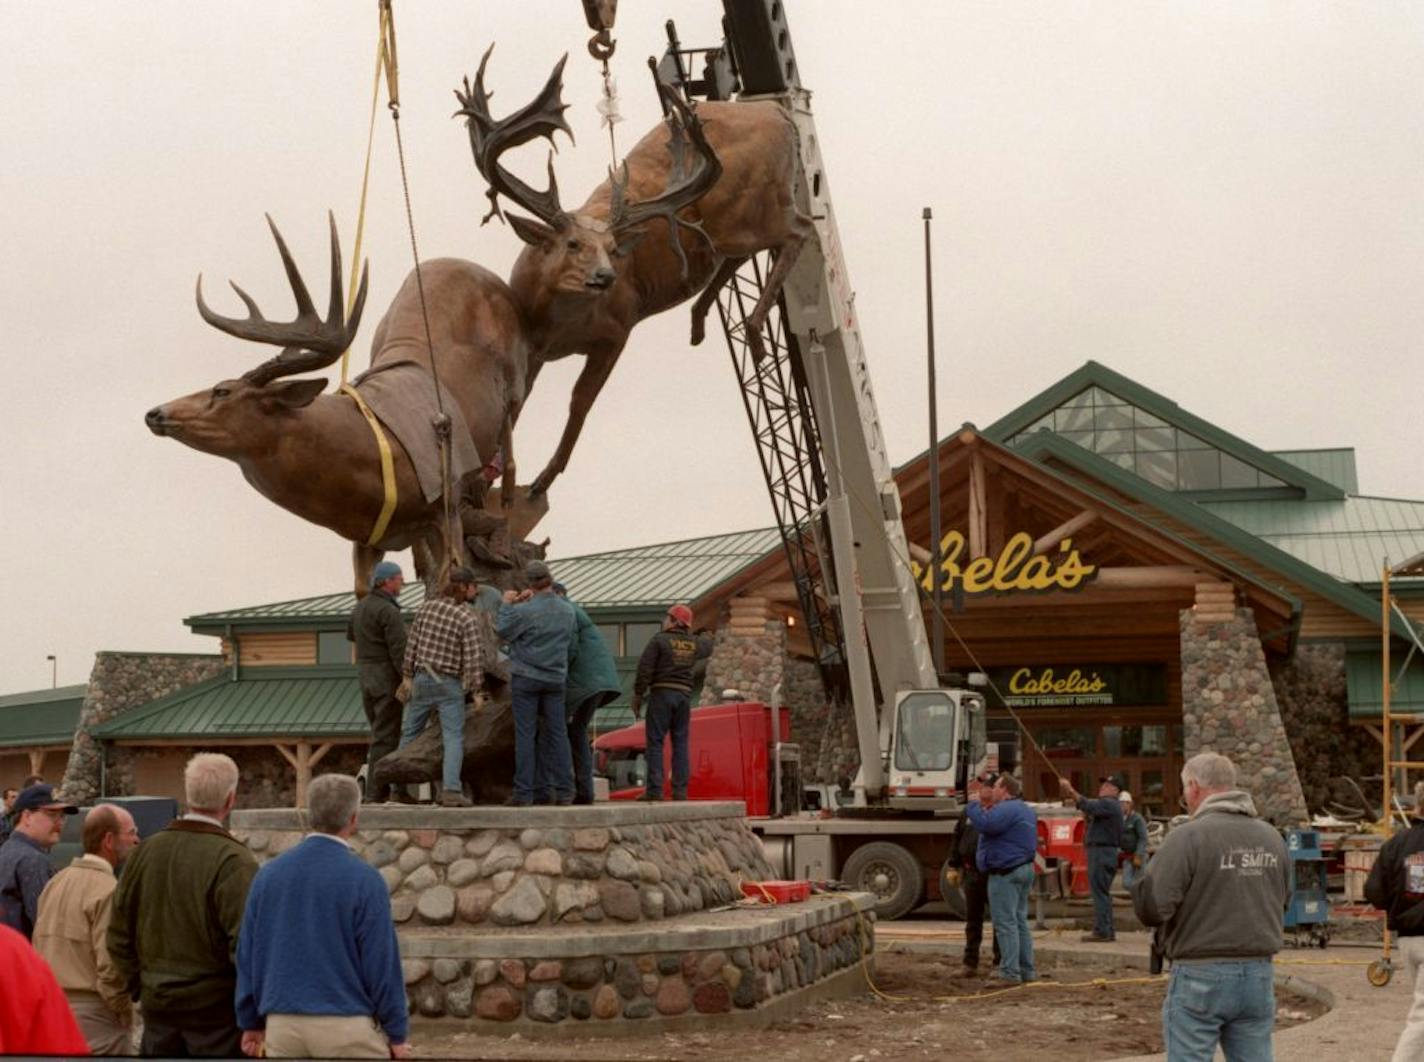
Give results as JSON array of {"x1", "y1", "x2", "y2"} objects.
[
  {"x1": 634, "y1": 627, "x2": 708, "y2": 696},
  {"x1": 346, "y1": 588, "x2": 407, "y2": 694},
  {"x1": 1366, "y1": 821, "x2": 1424, "y2": 935},
  {"x1": 951, "y1": 815, "x2": 984, "y2": 876}
]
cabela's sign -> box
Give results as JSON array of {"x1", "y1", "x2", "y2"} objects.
[
  {"x1": 913, "y1": 531, "x2": 1096, "y2": 595},
  {"x1": 985, "y1": 663, "x2": 1168, "y2": 710}
]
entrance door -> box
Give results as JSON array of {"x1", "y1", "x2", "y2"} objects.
[{"x1": 1017, "y1": 716, "x2": 1182, "y2": 818}]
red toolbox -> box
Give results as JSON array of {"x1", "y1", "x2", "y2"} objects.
[{"x1": 741, "y1": 880, "x2": 810, "y2": 904}]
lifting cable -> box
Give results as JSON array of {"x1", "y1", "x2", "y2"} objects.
[{"x1": 342, "y1": 0, "x2": 460, "y2": 564}]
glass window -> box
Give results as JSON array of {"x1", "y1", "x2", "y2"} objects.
[
  {"x1": 1093, "y1": 405, "x2": 1133, "y2": 433},
  {"x1": 894, "y1": 692, "x2": 956, "y2": 771},
  {"x1": 1139, "y1": 769, "x2": 1166, "y2": 813},
  {"x1": 1134, "y1": 424, "x2": 1175, "y2": 451},
  {"x1": 1055, "y1": 393, "x2": 1095, "y2": 432},
  {"x1": 595, "y1": 623, "x2": 621, "y2": 654},
  {"x1": 1134, "y1": 408, "x2": 1169, "y2": 429},
  {"x1": 1101, "y1": 452, "x2": 1135, "y2": 471},
  {"x1": 1096, "y1": 428, "x2": 1135, "y2": 454},
  {"x1": 624, "y1": 622, "x2": 661, "y2": 658},
  {"x1": 1033, "y1": 726, "x2": 1096, "y2": 759},
  {"x1": 1220, "y1": 453, "x2": 1259, "y2": 489},
  {"x1": 1058, "y1": 430, "x2": 1095, "y2": 450},
  {"x1": 1136, "y1": 450, "x2": 1177, "y2": 489},
  {"x1": 317, "y1": 631, "x2": 351, "y2": 665},
  {"x1": 1090, "y1": 387, "x2": 1126, "y2": 407},
  {"x1": 1178, "y1": 449, "x2": 1221, "y2": 490}
]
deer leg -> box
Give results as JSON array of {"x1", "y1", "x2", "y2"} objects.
[
  {"x1": 690, "y1": 256, "x2": 748, "y2": 347},
  {"x1": 745, "y1": 237, "x2": 806, "y2": 364},
  {"x1": 499, "y1": 414, "x2": 517, "y2": 510},
  {"x1": 529, "y1": 349, "x2": 621, "y2": 497},
  {"x1": 353, "y1": 543, "x2": 383, "y2": 598}
]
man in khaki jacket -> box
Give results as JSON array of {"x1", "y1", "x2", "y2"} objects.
[{"x1": 34, "y1": 804, "x2": 140, "y2": 1054}]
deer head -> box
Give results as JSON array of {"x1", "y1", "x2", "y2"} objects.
[
  {"x1": 456, "y1": 49, "x2": 721, "y2": 300},
  {"x1": 145, "y1": 213, "x2": 368, "y2": 458}
]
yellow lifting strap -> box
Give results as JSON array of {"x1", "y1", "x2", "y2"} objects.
[
  {"x1": 338, "y1": 1, "x2": 403, "y2": 548},
  {"x1": 339, "y1": 384, "x2": 399, "y2": 546}
]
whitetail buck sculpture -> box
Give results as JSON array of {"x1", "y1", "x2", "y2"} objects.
[
  {"x1": 145, "y1": 214, "x2": 532, "y2": 594},
  {"x1": 457, "y1": 49, "x2": 813, "y2": 495}
]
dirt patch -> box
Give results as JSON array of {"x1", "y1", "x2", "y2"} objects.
[{"x1": 412, "y1": 950, "x2": 1326, "y2": 1060}]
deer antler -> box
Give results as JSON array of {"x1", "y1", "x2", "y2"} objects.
[
  {"x1": 609, "y1": 62, "x2": 723, "y2": 278},
  {"x1": 455, "y1": 46, "x2": 574, "y2": 228},
  {"x1": 196, "y1": 213, "x2": 368, "y2": 388}
]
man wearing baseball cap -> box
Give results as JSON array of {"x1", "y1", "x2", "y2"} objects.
[
  {"x1": 631, "y1": 604, "x2": 709, "y2": 801},
  {"x1": 1060, "y1": 772, "x2": 1126, "y2": 942},
  {"x1": 0, "y1": 783, "x2": 77, "y2": 938},
  {"x1": 348, "y1": 560, "x2": 409, "y2": 803}
]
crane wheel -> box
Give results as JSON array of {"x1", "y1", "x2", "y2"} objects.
[
  {"x1": 841, "y1": 842, "x2": 923, "y2": 921},
  {"x1": 1367, "y1": 960, "x2": 1393, "y2": 987}
]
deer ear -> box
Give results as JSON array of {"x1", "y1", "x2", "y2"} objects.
[
  {"x1": 508, "y1": 213, "x2": 560, "y2": 248},
  {"x1": 262, "y1": 377, "x2": 328, "y2": 410}
]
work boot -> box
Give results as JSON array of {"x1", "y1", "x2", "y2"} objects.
[
  {"x1": 638, "y1": 790, "x2": 663, "y2": 802},
  {"x1": 503, "y1": 796, "x2": 531, "y2": 807},
  {"x1": 440, "y1": 790, "x2": 473, "y2": 808},
  {"x1": 1079, "y1": 932, "x2": 1115, "y2": 943}
]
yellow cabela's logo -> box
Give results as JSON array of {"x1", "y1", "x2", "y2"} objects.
[
  {"x1": 1008, "y1": 667, "x2": 1107, "y2": 696},
  {"x1": 913, "y1": 531, "x2": 1097, "y2": 595}
]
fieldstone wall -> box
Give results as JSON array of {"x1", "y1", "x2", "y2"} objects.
[
  {"x1": 396, "y1": 904, "x2": 869, "y2": 1025},
  {"x1": 61, "y1": 652, "x2": 225, "y2": 804},
  {"x1": 1271, "y1": 642, "x2": 1380, "y2": 814},
  {"x1": 232, "y1": 812, "x2": 773, "y2": 929},
  {"x1": 1179, "y1": 608, "x2": 1308, "y2": 825},
  {"x1": 782, "y1": 658, "x2": 829, "y2": 781}
]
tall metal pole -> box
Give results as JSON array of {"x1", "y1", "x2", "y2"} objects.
[
  {"x1": 46, "y1": 654, "x2": 56, "y2": 690},
  {"x1": 923, "y1": 207, "x2": 944, "y2": 677}
]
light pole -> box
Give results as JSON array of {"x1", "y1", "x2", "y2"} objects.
[
  {"x1": 45, "y1": 655, "x2": 56, "y2": 689},
  {"x1": 923, "y1": 207, "x2": 944, "y2": 677}
]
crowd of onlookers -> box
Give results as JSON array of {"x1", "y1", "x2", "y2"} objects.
[{"x1": 0, "y1": 755, "x2": 409, "y2": 1057}]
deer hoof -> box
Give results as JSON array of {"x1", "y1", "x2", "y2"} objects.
[{"x1": 690, "y1": 318, "x2": 706, "y2": 346}]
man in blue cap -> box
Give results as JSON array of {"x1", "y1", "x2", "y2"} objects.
[
  {"x1": 0, "y1": 783, "x2": 78, "y2": 937},
  {"x1": 347, "y1": 561, "x2": 409, "y2": 803}
]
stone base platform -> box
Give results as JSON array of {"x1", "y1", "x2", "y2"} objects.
[{"x1": 229, "y1": 802, "x2": 875, "y2": 1033}]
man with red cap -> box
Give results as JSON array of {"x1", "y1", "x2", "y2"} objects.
[{"x1": 631, "y1": 604, "x2": 710, "y2": 801}]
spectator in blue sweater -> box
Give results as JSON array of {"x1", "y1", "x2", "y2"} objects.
[
  {"x1": 236, "y1": 774, "x2": 408, "y2": 1059},
  {"x1": 965, "y1": 773, "x2": 1038, "y2": 985}
]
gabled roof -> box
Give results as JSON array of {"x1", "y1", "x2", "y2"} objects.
[
  {"x1": 1014, "y1": 431, "x2": 1411, "y2": 639},
  {"x1": 93, "y1": 668, "x2": 364, "y2": 740},
  {"x1": 1272, "y1": 449, "x2": 1359, "y2": 494},
  {"x1": 982, "y1": 361, "x2": 1345, "y2": 501},
  {"x1": 187, "y1": 527, "x2": 783, "y2": 632},
  {"x1": 1199, "y1": 495, "x2": 1424, "y2": 586},
  {"x1": 0, "y1": 685, "x2": 86, "y2": 748}
]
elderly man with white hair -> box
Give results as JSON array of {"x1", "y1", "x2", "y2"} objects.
[
  {"x1": 109, "y1": 753, "x2": 258, "y2": 1057},
  {"x1": 236, "y1": 774, "x2": 409, "y2": 1059},
  {"x1": 1130, "y1": 751, "x2": 1289, "y2": 1062}
]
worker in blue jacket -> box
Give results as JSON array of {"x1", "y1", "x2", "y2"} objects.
[
  {"x1": 1060, "y1": 772, "x2": 1126, "y2": 942},
  {"x1": 965, "y1": 773, "x2": 1038, "y2": 985}
]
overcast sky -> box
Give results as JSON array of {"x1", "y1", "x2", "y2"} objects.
[{"x1": 3, "y1": 2, "x2": 1422, "y2": 694}]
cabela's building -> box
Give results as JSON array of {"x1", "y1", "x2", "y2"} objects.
[{"x1": 3, "y1": 362, "x2": 1421, "y2": 821}]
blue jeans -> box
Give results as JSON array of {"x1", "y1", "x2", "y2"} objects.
[
  {"x1": 398, "y1": 673, "x2": 464, "y2": 793},
  {"x1": 985, "y1": 862, "x2": 1035, "y2": 982},
  {"x1": 512, "y1": 675, "x2": 573, "y2": 803},
  {"x1": 565, "y1": 693, "x2": 599, "y2": 803},
  {"x1": 1164, "y1": 959, "x2": 1275, "y2": 1062},
  {"x1": 1087, "y1": 845, "x2": 1118, "y2": 937},
  {"x1": 644, "y1": 688, "x2": 691, "y2": 798},
  {"x1": 1121, "y1": 856, "x2": 1143, "y2": 891}
]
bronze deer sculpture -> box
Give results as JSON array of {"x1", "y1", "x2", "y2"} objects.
[
  {"x1": 145, "y1": 214, "x2": 532, "y2": 594},
  {"x1": 457, "y1": 49, "x2": 813, "y2": 496}
]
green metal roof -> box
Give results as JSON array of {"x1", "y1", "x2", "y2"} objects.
[
  {"x1": 93, "y1": 669, "x2": 364, "y2": 740},
  {"x1": 187, "y1": 528, "x2": 782, "y2": 631},
  {"x1": 982, "y1": 361, "x2": 1345, "y2": 501},
  {"x1": 1198, "y1": 495, "x2": 1424, "y2": 586},
  {"x1": 1012, "y1": 431, "x2": 1408, "y2": 643},
  {"x1": 1346, "y1": 651, "x2": 1424, "y2": 719},
  {"x1": 1272, "y1": 449, "x2": 1359, "y2": 494},
  {"x1": 0, "y1": 685, "x2": 86, "y2": 748}
]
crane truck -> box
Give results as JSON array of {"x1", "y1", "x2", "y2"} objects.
[{"x1": 593, "y1": 0, "x2": 1000, "y2": 921}]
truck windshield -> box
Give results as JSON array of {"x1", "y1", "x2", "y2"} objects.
[{"x1": 894, "y1": 692, "x2": 956, "y2": 771}]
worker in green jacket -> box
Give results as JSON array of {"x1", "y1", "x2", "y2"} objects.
[{"x1": 553, "y1": 583, "x2": 622, "y2": 805}]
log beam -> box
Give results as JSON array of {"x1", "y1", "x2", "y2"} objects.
[{"x1": 1032, "y1": 509, "x2": 1099, "y2": 557}]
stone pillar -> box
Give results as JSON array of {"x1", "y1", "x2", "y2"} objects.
[
  {"x1": 698, "y1": 622, "x2": 788, "y2": 707},
  {"x1": 61, "y1": 652, "x2": 225, "y2": 804},
  {"x1": 1179, "y1": 608, "x2": 1308, "y2": 825}
]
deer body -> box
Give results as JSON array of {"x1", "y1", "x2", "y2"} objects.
[
  {"x1": 147, "y1": 217, "x2": 529, "y2": 593},
  {"x1": 462, "y1": 55, "x2": 811, "y2": 495}
]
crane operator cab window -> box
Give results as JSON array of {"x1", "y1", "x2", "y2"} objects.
[{"x1": 894, "y1": 692, "x2": 957, "y2": 772}]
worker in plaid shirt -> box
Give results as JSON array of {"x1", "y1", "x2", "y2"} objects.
[{"x1": 398, "y1": 567, "x2": 487, "y2": 807}]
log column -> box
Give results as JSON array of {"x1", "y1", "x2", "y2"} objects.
[{"x1": 275, "y1": 740, "x2": 333, "y2": 808}]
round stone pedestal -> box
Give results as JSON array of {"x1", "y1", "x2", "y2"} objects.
[{"x1": 230, "y1": 801, "x2": 874, "y2": 1033}]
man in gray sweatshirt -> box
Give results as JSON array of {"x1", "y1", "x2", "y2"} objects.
[{"x1": 1130, "y1": 752, "x2": 1288, "y2": 1062}]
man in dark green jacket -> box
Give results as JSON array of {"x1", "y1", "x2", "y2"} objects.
[
  {"x1": 347, "y1": 561, "x2": 408, "y2": 803},
  {"x1": 554, "y1": 584, "x2": 622, "y2": 804},
  {"x1": 109, "y1": 753, "x2": 258, "y2": 1057}
]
